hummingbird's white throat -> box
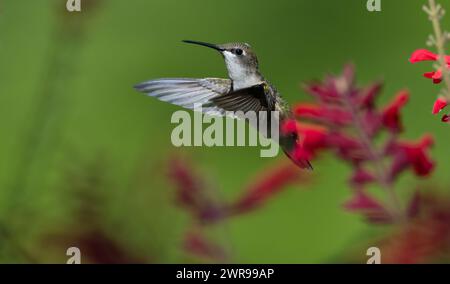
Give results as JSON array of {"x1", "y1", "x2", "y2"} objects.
[{"x1": 223, "y1": 51, "x2": 263, "y2": 90}]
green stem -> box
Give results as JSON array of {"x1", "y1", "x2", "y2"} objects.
[
  {"x1": 340, "y1": 79, "x2": 405, "y2": 223},
  {"x1": 428, "y1": 0, "x2": 450, "y2": 99}
]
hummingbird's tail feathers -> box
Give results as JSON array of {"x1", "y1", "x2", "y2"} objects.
[{"x1": 134, "y1": 78, "x2": 232, "y2": 115}]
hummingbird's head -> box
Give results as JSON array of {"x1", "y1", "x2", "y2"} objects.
[{"x1": 183, "y1": 40, "x2": 262, "y2": 89}]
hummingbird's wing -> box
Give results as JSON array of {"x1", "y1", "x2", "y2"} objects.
[
  {"x1": 208, "y1": 83, "x2": 275, "y2": 113},
  {"x1": 134, "y1": 78, "x2": 233, "y2": 116},
  {"x1": 207, "y1": 83, "x2": 276, "y2": 138}
]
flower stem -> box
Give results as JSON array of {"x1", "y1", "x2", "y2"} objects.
[
  {"x1": 428, "y1": 0, "x2": 450, "y2": 100},
  {"x1": 339, "y1": 79, "x2": 405, "y2": 222}
]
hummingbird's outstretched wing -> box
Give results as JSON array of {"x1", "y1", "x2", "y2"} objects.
[{"x1": 134, "y1": 78, "x2": 233, "y2": 116}]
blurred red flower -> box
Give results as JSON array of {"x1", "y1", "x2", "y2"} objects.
[
  {"x1": 381, "y1": 90, "x2": 409, "y2": 132},
  {"x1": 183, "y1": 230, "x2": 228, "y2": 262},
  {"x1": 377, "y1": 193, "x2": 450, "y2": 263},
  {"x1": 167, "y1": 156, "x2": 307, "y2": 261},
  {"x1": 168, "y1": 157, "x2": 225, "y2": 224},
  {"x1": 293, "y1": 65, "x2": 434, "y2": 223},
  {"x1": 385, "y1": 135, "x2": 435, "y2": 179},
  {"x1": 343, "y1": 190, "x2": 391, "y2": 224},
  {"x1": 230, "y1": 161, "x2": 306, "y2": 214}
]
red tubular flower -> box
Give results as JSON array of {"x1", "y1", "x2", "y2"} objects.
[
  {"x1": 409, "y1": 49, "x2": 450, "y2": 84},
  {"x1": 403, "y1": 136, "x2": 435, "y2": 176},
  {"x1": 294, "y1": 103, "x2": 353, "y2": 126},
  {"x1": 280, "y1": 118, "x2": 297, "y2": 136},
  {"x1": 350, "y1": 168, "x2": 375, "y2": 187},
  {"x1": 432, "y1": 96, "x2": 448, "y2": 114},
  {"x1": 409, "y1": 50, "x2": 450, "y2": 122},
  {"x1": 295, "y1": 122, "x2": 329, "y2": 159},
  {"x1": 343, "y1": 191, "x2": 392, "y2": 223},
  {"x1": 374, "y1": 193, "x2": 450, "y2": 263},
  {"x1": 424, "y1": 70, "x2": 443, "y2": 84},
  {"x1": 300, "y1": 66, "x2": 434, "y2": 223},
  {"x1": 362, "y1": 110, "x2": 383, "y2": 138},
  {"x1": 360, "y1": 82, "x2": 383, "y2": 110},
  {"x1": 409, "y1": 49, "x2": 439, "y2": 62},
  {"x1": 381, "y1": 90, "x2": 409, "y2": 133},
  {"x1": 169, "y1": 157, "x2": 202, "y2": 207},
  {"x1": 344, "y1": 191, "x2": 385, "y2": 211},
  {"x1": 168, "y1": 155, "x2": 309, "y2": 261},
  {"x1": 230, "y1": 162, "x2": 306, "y2": 215},
  {"x1": 293, "y1": 103, "x2": 322, "y2": 118},
  {"x1": 183, "y1": 230, "x2": 227, "y2": 261},
  {"x1": 168, "y1": 157, "x2": 225, "y2": 223},
  {"x1": 168, "y1": 153, "x2": 309, "y2": 226},
  {"x1": 388, "y1": 135, "x2": 435, "y2": 179},
  {"x1": 328, "y1": 132, "x2": 368, "y2": 164},
  {"x1": 305, "y1": 83, "x2": 339, "y2": 102}
]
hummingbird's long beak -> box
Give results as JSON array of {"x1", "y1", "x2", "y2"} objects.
[{"x1": 182, "y1": 40, "x2": 224, "y2": 52}]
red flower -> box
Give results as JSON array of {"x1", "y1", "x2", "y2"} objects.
[
  {"x1": 375, "y1": 193, "x2": 450, "y2": 264},
  {"x1": 168, "y1": 155, "x2": 309, "y2": 261},
  {"x1": 344, "y1": 191, "x2": 385, "y2": 211},
  {"x1": 404, "y1": 135, "x2": 435, "y2": 176},
  {"x1": 424, "y1": 70, "x2": 443, "y2": 84},
  {"x1": 294, "y1": 103, "x2": 353, "y2": 126},
  {"x1": 409, "y1": 50, "x2": 450, "y2": 122},
  {"x1": 432, "y1": 96, "x2": 448, "y2": 114},
  {"x1": 442, "y1": 114, "x2": 450, "y2": 123},
  {"x1": 183, "y1": 230, "x2": 227, "y2": 261},
  {"x1": 168, "y1": 157, "x2": 225, "y2": 223},
  {"x1": 343, "y1": 191, "x2": 391, "y2": 223},
  {"x1": 409, "y1": 49, "x2": 450, "y2": 84},
  {"x1": 295, "y1": 122, "x2": 328, "y2": 159},
  {"x1": 381, "y1": 90, "x2": 409, "y2": 133},
  {"x1": 387, "y1": 135, "x2": 435, "y2": 178},
  {"x1": 280, "y1": 119, "x2": 297, "y2": 135},
  {"x1": 230, "y1": 162, "x2": 306, "y2": 214},
  {"x1": 168, "y1": 154, "x2": 309, "y2": 224},
  {"x1": 409, "y1": 49, "x2": 439, "y2": 62},
  {"x1": 329, "y1": 132, "x2": 368, "y2": 164},
  {"x1": 300, "y1": 66, "x2": 434, "y2": 223},
  {"x1": 360, "y1": 82, "x2": 383, "y2": 110},
  {"x1": 350, "y1": 168, "x2": 375, "y2": 187}
]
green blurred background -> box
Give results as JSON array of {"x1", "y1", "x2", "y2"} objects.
[{"x1": 0, "y1": 0, "x2": 449, "y2": 263}]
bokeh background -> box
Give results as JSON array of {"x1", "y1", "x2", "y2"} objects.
[{"x1": 0, "y1": 0, "x2": 449, "y2": 263}]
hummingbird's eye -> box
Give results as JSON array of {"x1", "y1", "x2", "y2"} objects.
[{"x1": 234, "y1": 48, "x2": 243, "y2": 55}]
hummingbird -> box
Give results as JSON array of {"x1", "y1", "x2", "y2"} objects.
[{"x1": 134, "y1": 40, "x2": 312, "y2": 170}]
